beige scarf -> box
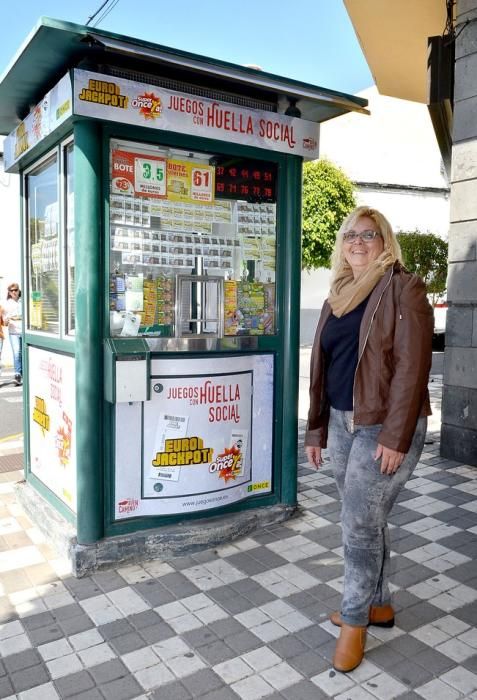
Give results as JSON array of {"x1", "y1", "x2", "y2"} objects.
[{"x1": 328, "y1": 250, "x2": 396, "y2": 318}]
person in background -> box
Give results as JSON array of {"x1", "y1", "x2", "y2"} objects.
[
  {"x1": 0, "y1": 301, "x2": 4, "y2": 376},
  {"x1": 305, "y1": 206, "x2": 433, "y2": 673},
  {"x1": 4, "y1": 283, "x2": 22, "y2": 385}
]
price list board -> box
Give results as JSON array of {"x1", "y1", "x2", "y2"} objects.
[
  {"x1": 134, "y1": 156, "x2": 166, "y2": 197},
  {"x1": 112, "y1": 149, "x2": 167, "y2": 199}
]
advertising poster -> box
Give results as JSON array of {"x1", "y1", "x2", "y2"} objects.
[
  {"x1": 74, "y1": 69, "x2": 320, "y2": 159},
  {"x1": 28, "y1": 348, "x2": 77, "y2": 512},
  {"x1": 111, "y1": 149, "x2": 167, "y2": 198},
  {"x1": 167, "y1": 160, "x2": 215, "y2": 204},
  {"x1": 114, "y1": 354, "x2": 274, "y2": 518},
  {"x1": 4, "y1": 73, "x2": 72, "y2": 171}
]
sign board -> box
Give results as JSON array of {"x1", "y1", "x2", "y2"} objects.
[
  {"x1": 4, "y1": 73, "x2": 72, "y2": 171},
  {"x1": 114, "y1": 354, "x2": 273, "y2": 518},
  {"x1": 74, "y1": 69, "x2": 319, "y2": 159},
  {"x1": 28, "y1": 347, "x2": 77, "y2": 512}
]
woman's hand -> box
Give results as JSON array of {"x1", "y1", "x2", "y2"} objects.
[
  {"x1": 375, "y1": 443, "x2": 406, "y2": 475},
  {"x1": 305, "y1": 445, "x2": 323, "y2": 469}
]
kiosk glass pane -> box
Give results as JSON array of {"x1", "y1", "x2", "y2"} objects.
[
  {"x1": 109, "y1": 141, "x2": 277, "y2": 339},
  {"x1": 26, "y1": 155, "x2": 60, "y2": 334},
  {"x1": 65, "y1": 143, "x2": 75, "y2": 334}
]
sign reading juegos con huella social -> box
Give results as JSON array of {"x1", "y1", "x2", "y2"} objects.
[{"x1": 73, "y1": 69, "x2": 320, "y2": 158}]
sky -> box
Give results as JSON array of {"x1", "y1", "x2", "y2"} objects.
[{"x1": 0, "y1": 0, "x2": 373, "y2": 96}]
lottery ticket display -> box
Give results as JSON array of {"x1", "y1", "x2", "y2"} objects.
[{"x1": 109, "y1": 140, "x2": 277, "y2": 338}]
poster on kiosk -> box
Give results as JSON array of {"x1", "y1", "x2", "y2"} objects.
[{"x1": 115, "y1": 355, "x2": 273, "y2": 518}]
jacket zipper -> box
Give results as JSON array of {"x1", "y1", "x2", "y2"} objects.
[{"x1": 350, "y1": 268, "x2": 395, "y2": 433}]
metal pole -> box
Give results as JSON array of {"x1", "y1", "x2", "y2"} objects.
[
  {"x1": 74, "y1": 121, "x2": 103, "y2": 544},
  {"x1": 280, "y1": 156, "x2": 303, "y2": 506}
]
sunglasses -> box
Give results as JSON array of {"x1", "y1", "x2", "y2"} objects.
[{"x1": 8, "y1": 288, "x2": 19, "y2": 292}]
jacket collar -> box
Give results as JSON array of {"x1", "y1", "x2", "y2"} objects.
[
  {"x1": 319, "y1": 261, "x2": 401, "y2": 342},
  {"x1": 358, "y1": 262, "x2": 398, "y2": 351}
]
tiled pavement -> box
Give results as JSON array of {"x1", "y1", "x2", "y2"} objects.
[{"x1": 1, "y1": 375, "x2": 477, "y2": 699}]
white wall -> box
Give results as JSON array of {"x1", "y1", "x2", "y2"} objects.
[
  {"x1": 0, "y1": 136, "x2": 21, "y2": 368},
  {"x1": 300, "y1": 86, "x2": 450, "y2": 344},
  {"x1": 354, "y1": 187, "x2": 450, "y2": 237},
  {"x1": 319, "y1": 86, "x2": 449, "y2": 191}
]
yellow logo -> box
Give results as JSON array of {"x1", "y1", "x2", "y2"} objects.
[
  {"x1": 14, "y1": 122, "x2": 29, "y2": 159},
  {"x1": 32, "y1": 396, "x2": 50, "y2": 434}
]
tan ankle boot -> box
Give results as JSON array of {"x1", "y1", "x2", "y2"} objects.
[
  {"x1": 333, "y1": 623, "x2": 367, "y2": 672},
  {"x1": 330, "y1": 604, "x2": 394, "y2": 628}
]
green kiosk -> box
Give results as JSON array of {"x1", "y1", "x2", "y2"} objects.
[{"x1": 0, "y1": 18, "x2": 367, "y2": 575}]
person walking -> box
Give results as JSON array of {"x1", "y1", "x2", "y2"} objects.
[
  {"x1": 4, "y1": 283, "x2": 23, "y2": 385},
  {"x1": 305, "y1": 206, "x2": 433, "y2": 673},
  {"x1": 0, "y1": 301, "x2": 4, "y2": 376}
]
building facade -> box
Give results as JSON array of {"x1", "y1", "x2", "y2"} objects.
[
  {"x1": 443, "y1": 0, "x2": 477, "y2": 464},
  {"x1": 344, "y1": 0, "x2": 477, "y2": 466},
  {"x1": 301, "y1": 86, "x2": 450, "y2": 344},
  {"x1": 0, "y1": 137, "x2": 20, "y2": 369}
]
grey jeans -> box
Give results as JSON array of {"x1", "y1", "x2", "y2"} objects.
[{"x1": 327, "y1": 407, "x2": 427, "y2": 627}]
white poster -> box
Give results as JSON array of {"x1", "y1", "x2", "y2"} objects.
[
  {"x1": 114, "y1": 354, "x2": 273, "y2": 518},
  {"x1": 73, "y1": 69, "x2": 320, "y2": 159},
  {"x1": 28, "y1": 348, "x2": 77, "y2": 512},
  {"x1": 4, "y1": 73, "x2": 72, "y2": 171}
]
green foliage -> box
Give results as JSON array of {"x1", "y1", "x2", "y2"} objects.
[
  {"x1": 302, "y1": 159, "x2": 356, "y2": 270},
  {"x1": 396, "y1": 231, "x2": 448, "y2": 302}
]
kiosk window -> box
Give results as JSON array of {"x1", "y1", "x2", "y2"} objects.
[
  {"x1": 109, "y1": 140, "x2": 277, "y2": 339},
  {"x1": 25, "y1": 139, "x2": 74, "y2": 338},
  {"x1": 65, "y1": 143, "x2": 75, "y2": 334},
  {"x1": 26, "y1": 155, "x2": 60, "y2": 334}
]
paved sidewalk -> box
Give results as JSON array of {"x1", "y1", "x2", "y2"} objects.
[{"x1": 1, "y1": 378, "x2": 477, "y2": 699}]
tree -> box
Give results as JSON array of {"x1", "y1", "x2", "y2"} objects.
[
  {"x1": 302, "y1": 159, "x2": 356, "y2": 270},
  {"x1": 396, "y1": 231, "x2": 448, "y2": 303}
]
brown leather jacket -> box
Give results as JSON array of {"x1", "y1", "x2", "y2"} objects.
[{"x1": 305, "y1": 263, "x2": 433, "y2": 453}]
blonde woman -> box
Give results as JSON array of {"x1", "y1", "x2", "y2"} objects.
[{"x1": 305, "y1": 206, "x2": 433, "y2": 672}]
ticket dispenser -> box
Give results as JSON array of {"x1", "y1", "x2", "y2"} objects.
[{"x1": 104, "y1": 338, "x2": 151, "y2": 403}]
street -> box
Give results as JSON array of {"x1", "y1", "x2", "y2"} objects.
[{"x1": 0, "y1": 367, "x2": 23, "y2": 439}]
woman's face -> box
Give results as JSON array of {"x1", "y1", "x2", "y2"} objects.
[
  {"x1": 8, "y1": 285, "x2": 20, "y2": 299},
  {"x1": 342, "y1": 216, "x2": 384, "y2": 278}
]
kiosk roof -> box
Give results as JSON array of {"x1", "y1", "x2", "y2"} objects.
[{"x1": 0, "y1": 16, "x2": 368, "y2": 136}]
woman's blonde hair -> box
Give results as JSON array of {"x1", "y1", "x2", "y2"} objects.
[{"x1": 330, "y1": 206, "x2": 402, "y2": 280}]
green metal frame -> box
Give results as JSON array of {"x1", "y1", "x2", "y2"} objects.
[
  {"x1": 21, "y1": 144, "x2": 77, "y2": 525},
  {"x1": 15, "y1": 117, "x2": 302, "y2": 544},
  {"x1": 100, "y1": 123, "x2": 302, "y2": 537},
  {"x1": 74, "y1": 120, "x2": 104, "y2": 543},
  {"x1": 23, "y1": 343, "x2": 77, "y2": 525}
]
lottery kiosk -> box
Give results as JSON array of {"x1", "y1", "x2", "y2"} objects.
[{"x1": 0, "y1": 18, "x2": 367, "y2": 574}]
